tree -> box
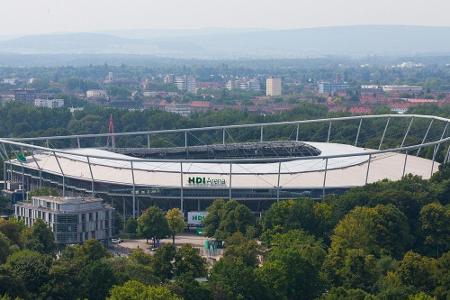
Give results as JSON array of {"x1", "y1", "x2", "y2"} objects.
[
  {"x1": 203, "y1": 199, "x2": 256, "y2": 240},
  {"x1": 173, "y1": 245, "x2": 206, "y2": 278},
  {"x1": 434, "y1": 251, "x2": 450, "y2": 299},
  {"x1": 81, "y1": 259, "x2": 116, "y2": 300},
  {"x1": 321, "y1": 287, "x2": 377, "y2": 300},
  {"x1": 152, "y1": 244, "x2": 176, "y2": 281},
  {"x1": 168, "y1": 273, "x2": 212, "y2": 300},
  {"x1": 223, "y1": 232, "x2": 260, "y2": 267},
  {"x1": 209, "y1": 256, "x2": 263, "y2": 300},
  {"x1": 329, "y1": 205, "x2": 412, "y2": 259},
  {"x1": 3, "y1": 250, "x2": 52, "y2": 297},
  {"x1": 125, "y1": 217, "x2": 138, "y2": 236},
  {"x1": 138, "y1": 206, "x2": 169, "y2": 245},
  {"x1": 0, "y1": 233, "x2": 11, "y2": 263},
  {"x1": 0, "y1": 218, "x2": 25, "y2": 247},
  {"x1": 420, "y1": 202, "x2": 450, "y2": 257},
  {"x1": 385, "y1": 251, "x2": 438, "y2": 295},
  {"x1": 166, "y1": 208, "x2": 186, "y2": 244},
  {"x1": 109, "y1": 280, "x2": 181, "y2": 300},
  {"x1": 23, "y1": 219, "x2": 56, "y2": 255}
]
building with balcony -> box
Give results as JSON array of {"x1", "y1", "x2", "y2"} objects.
[{"x1": 14, "y1": 196, "x2": 114, "y2": 244}]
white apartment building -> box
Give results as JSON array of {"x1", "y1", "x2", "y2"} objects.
[
  {"x1": 382, "y1": 85, "x2": 423, "y2": 94},
  {"x1": 266, "y1": 77, "x2": 282, "y2": 96},
  {"x1": 174, "y1": 75, "x2": 197, "y2": 94},
  {"x1": 86, "y1": 89, "x2": 107, "y2": 98},
  {"x1": 15, "y1": 196, "x2": 114, "y2": 244},
  {"x1": 34, "y1": 98, "x2": 64, "y2": 109}
]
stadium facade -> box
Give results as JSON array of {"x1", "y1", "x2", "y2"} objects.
[{"x1": 1, "y1": 114, "x2": 449, "y2": 216}]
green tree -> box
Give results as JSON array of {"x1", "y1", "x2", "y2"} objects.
[
  {"x1": 173, "y1": 245, "x2": 206, "y2": 278},
  {"x1": 434, "y1": 251, "x2": 450, "y2": 299},
  {"x1": 420, "y1": 202, "x2": 450, "y2": 257},
  {"x1": 209, "y1": 256, "x2": 263, "y2": 300},
  {"x1": 203, "y1": 199, "x2": 256, "y2": 240},
  {"x1": 223, "y1": 232, "x2": 260, "y2": 267},
  {"x1": 321, "y1": 287, "x2": 377, "y2": 300},
  {"x1": 168, "y1": 273, "x2": 212, "y2": 300},
  {"x1": 109, "y1": 280, "x2": 181, "y2": 300},
  {"x1": 166, "y1": 208, "x2": 186, "y2": 244},
  {"x1": 138, "y1": 206, "x2": 169, "y2": 245},
  {"x1": 125, "y1": 217, "x2": 138, "y2": 236},
  {"x1": 0, "y1": 233, "x2": 11, "y2": 263},
  {"x1": 0, "y1": 218, "x2": 25, "y2": 247},
  {"x1": 152, "y1": 244, "x2": 176, "y2": 281},
  {"x1": 23, "y1": 219, "x2": 56, "y2": 254},
  {"x1": 81, "y1": 259, "x2": 116, "y2": 300},
  {"x1": 3, "y1": 250, "x2": 52, "y2": 297}
]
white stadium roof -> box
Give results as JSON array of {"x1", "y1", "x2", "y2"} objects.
[{"x1": 16, "y1": 142, "x2": 438, "y2": 189}]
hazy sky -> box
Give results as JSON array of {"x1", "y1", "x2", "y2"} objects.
[{"x1": 0, "y1": 0, "x2": 448, "y2": 36}]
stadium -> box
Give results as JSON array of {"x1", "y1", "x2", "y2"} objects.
[{"x1": 1, "y1": 114, "x2": 450, "y2": 216}]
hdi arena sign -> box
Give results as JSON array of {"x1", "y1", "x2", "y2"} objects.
[{"x1": 187, "y1": 177, "x2": 226, "y2": 186}]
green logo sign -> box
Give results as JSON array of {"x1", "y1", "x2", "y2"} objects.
[{"x1": 187, "y1": 177, "x2": 226, "y2": 186}]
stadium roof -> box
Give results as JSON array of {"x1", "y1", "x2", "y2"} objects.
[{"x1": 14, "y1": 142, "x2": 437, "y2": 189}]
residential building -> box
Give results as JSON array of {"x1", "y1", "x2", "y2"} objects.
[
  {"x1": 86, "y1": 89, "x2": 107, "y2": 98},
  {"x1": 13, "y1": 88, "x2": 37, "y2": 102},
  {"x1": 190, "y1": 101, "x2": 212, "y2": 113},
  {"x1": 14, "y1": 196, "x2": 114, "y2": 244},
  {"x1": 164, "y1": 74, "x2": 175, "y2": 84},
  {"x1": 266, "y1": 77, "x2": 282, "y2": 96},
  {"x1": 34, "y1": 98, "x2": 64, "y2": 109},
  {"x1": 164, "y1": 103, "x2": 191, "y2": 117},
  {"x1": 382, "y1": 85, "x2": 423, "y2": 94},
  {"x1": 318, "y1": 81, "x2": 349, "y2": 95},
  {"x1": 174, "y1": 75, "x2": 197, "y2": 94}
]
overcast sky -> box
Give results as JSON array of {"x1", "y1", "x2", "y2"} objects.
[{"x1": 0, "y1": 0, "x2": 448, "y2": 36}]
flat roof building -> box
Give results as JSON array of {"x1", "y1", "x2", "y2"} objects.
[
  {"x1": 266, "y1": 77, "x2": 282, "y2": 97},
  {"x1": 15, "y1": 196, "x2": 114, "y2": 244},
  {"x1": 34, "y1": 98, "x2": 64, "y2": 109}
]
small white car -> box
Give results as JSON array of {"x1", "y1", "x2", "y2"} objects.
[{"x1": 111, "y1": 238, "x2": 122, "y2": 244}]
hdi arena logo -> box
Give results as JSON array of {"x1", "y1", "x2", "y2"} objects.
[{"x1": 187, "y1": 177, "x2": 226, "y2": 186}]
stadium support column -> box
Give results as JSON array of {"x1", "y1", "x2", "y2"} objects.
[
  {"x1": 354, "y1": 117, "x2": 363, "y2": 146},
  {"x1": 322, "y1": 158, "x2": 328, "y2": 199},
  {"x1": 260, "y1": 126, "x2": 264, "y2": 142},
  {"x1": 77, "y1": 137, "x2": 81, "y2": 148},
  {"x1": 378, "y1": 117, "x2": 391, "y2": 150},
  {"x1": 327, "y1": 121, "x2": 332, "y2": 143},
  {"x1": 400, "y1": 117, "x2": 414, "y2": 148},
  {"x1": 365, "y1": 154, "x2": 372, "y2": 185},
  {"x1": 402, "y1": 150, "x2": 409, "y2": 178},
  {"x1": 130, "y1": 161, "x2": 136, "y2": 218},
  {"x1": 296, "y1": 123, "x2": 300, "y2": 141},
  {"x1": 445, "y1": 143, "x2": 450, "y2": 164},
  {"x1": 229, "y1": 163, "x2": 232, "y2": 201},
  {"x1": 180, "y1": 162, "x2": 184, "y2": 212},
  {"x1": 147, "y1": 134, "x2": 151, "y2": 148},
  {"x1": 431, "y1": 122, "x2": 449, "y2": 176},
  {"x1": 31, "y1": 152, "x2": 42, "y2": 188},
  {"x1": 417, "y1": 119, "x2": 433, "y2": 156},
  {"x1": 222, "y1": 128, "x2": 226, "y2": 145},
  {"x1": 276, "y1": 161, "x2": 281, "y2": 202},
  {"x1": 3, "y1": 159, "x2": 6, "y2": 191},
  {"x1": 53, "y1": 151, "x2": 65, "y2": 197},
  {"x1": 86, "y1": 156, "x2": 95, "y2": 197}
]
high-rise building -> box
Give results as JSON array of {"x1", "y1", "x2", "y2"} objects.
[
  {"x1": 318, "y1": 81, "x2": 350, "y2": 95},
  {"x1": 174, "y1": 75, "x2": 197, "y2": 94},
  {"x1": 34, "y1": 98, "x2": 64, "y2": 109},
  {"x1": 266, "y1": 77, "x2": 282, "y2": 96},
  {"x1": 164, "y1": 74, "x2": 175, "y2": 84}
]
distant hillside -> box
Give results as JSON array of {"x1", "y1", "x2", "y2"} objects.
[{"x1": 1, "y1": 25, "x2": 450, "y2": 58}]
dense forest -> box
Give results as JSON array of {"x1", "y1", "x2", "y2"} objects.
[{"x1": 0, "y1": 164, "x2": 449, "y2": 299}]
